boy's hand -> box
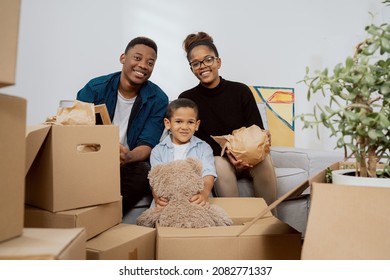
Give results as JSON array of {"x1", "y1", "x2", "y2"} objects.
[
  {"x1": 190, "y1": 192, "x2": 210, "y2": 208},
  {"x1": 155, "y1": 197, "x2": 169, "y2": 208}
]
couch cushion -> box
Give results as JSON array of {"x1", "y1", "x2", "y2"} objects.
[
  {"x1": 271, "y1": 146, "x2": 343, "y2": 177},
  {"x1": 238, "y1": 167, "x2": 307, "y2": 198},
  {"x1": 276, "y1": 168, "x2": 308, "y2": 197},
  {"x1": 277, "y1": 195, "x2": 309, "y2": 236}
]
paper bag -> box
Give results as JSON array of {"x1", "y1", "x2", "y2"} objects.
[
  {"x1": 211, "y1": 125, "x2": 270, "y2": 165},
  {"x1": 55, "y1": 100, "x2": 95, "y2": 125}
]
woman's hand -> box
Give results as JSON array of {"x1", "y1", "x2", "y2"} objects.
[
  {"x1": 226, "y1": 149, "x2": 253, "y2": 171},
  {"x1": 264, "y1": 129, "x2": 272, "y2": 146}
]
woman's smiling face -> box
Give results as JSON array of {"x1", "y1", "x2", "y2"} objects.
[{"x1": 189, "y1": 45, "x2": 221, "y2": 88}]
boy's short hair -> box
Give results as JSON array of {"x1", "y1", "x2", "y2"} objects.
[
  {"x1": 166, "y1": 98, "x2": 198, "y2": 120},
  {"x1": 125, "y1": 37, "x2": 158, "y2": 55}
]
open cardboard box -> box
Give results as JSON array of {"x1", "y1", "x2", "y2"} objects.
[
  {"x1": 0, "y1": 93, "x2": 26, "y2": 242},
  {"x1": 25, "y1": 124, "x2": 121, "y2": 212},
  {"x1": 156, "y1": 198, "x2": 302, "y2": 260},
  {"x1": 0, "y1": 228, "x2": 87, "y2": 260},
  {"x1": 24, "y1": 199, "x2": 122, "y2": 240}
]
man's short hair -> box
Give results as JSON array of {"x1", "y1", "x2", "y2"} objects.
[{"x1": 125, "y1": 37, "x2": 158, "y2": 55}]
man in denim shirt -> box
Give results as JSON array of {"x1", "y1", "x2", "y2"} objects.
[{"x1": 77, "y1": 37, "x2": 169, "y2": 216}]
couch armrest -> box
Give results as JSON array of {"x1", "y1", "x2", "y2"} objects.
[{"x1": 270, "y1": 146, "x2": 344, "y2": 177}]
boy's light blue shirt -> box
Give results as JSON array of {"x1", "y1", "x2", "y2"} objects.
[{"x1": 150, "y1": 133, "x2": 217, "y2": 179}]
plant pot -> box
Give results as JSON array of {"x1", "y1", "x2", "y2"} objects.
[{"x1": 332, "y1": 169, "x2": 390, "y2": 187}]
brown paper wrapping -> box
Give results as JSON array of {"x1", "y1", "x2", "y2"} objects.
[
  {"x1": 211, "y1": 125, "x2": 270, "y2": 166},
  {"x1": 55, "y1": 100, "x2": 95, "y2": 125}
]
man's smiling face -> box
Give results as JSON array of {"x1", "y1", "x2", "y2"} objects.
[{"x1": 120, "y1": 44, "x2": 156, "y2": 86}]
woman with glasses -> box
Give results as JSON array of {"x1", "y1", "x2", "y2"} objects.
[{"x1": 178, "y1": 31, "x2": 277, "y2": 210}]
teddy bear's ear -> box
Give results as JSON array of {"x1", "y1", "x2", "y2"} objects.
[{"x1": 186, "y1": 157, "x2": 202, "y2": 175}]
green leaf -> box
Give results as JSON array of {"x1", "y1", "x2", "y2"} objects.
[
  {"x1": 379, "y1": 114, "x2": 390, "y2": 127},
  {"x1": 380, "y1": 83, "x2": 390, "y2": 94},
  {"x1": 334, "y1": 63, "x2": 343, "y2": 76},
  {"x1": 368, "y1": 129, "x2": 381, "y2": 140},
  {"x1": 364, "y1": 41, "x2": 379, "y2": 55},
  {"x1": 346, "y1": 57, "x2": 354, "y2": 69},
  {"x1": 381, "y1": 37, "x2": 390, "y2": 52}
]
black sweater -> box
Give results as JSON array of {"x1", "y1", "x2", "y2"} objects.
[{"x1": 179, "y1": 77, "x2": 264, "y2": 156}]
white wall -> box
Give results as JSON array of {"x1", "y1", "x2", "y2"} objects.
[{"x1": 2, "y1": 0, "x2": 389, "y2": 151}]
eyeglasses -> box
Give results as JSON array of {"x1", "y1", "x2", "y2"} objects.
[{"x1": 189, "y1": 56, "x2": 218, "y2": 70}]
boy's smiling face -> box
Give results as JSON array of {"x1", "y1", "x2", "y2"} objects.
[{"x1": 164, "y1": 107, "x2": 200, "y2": 145}]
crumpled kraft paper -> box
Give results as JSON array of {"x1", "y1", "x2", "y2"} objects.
[
  {"x1": 55, "y1": 100, "x2": 95, "y2": 125},
  {"x1": 211, "y1": 124, "x2": 270, "y2": 166}
]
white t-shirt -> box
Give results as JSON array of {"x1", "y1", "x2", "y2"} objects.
[
  {"x1": 112, "y1": 91, "x2": 136, "y2": 148},
  {"x1": 173, "y1": 142, "x2": 190, "y2": 160}
]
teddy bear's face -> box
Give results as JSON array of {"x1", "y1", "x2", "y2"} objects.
[{"x1": 148, "y1": 158, "x2": 204, "y2": 199}]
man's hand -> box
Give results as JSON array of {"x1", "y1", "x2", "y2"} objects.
[
  {"x1": 119, "y1": 144, "x2": 152, "y2": 165},
  {"x1": 119, "y1": 144, "x2": 131, "y2": 165}
]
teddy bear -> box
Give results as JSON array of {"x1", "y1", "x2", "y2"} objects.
[{"x1": 136, "y1": 157, "x2": 233, "y2": 228}]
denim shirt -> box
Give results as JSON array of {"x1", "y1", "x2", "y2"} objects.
[
  {"x1": 150, "y1": 133, "x2": 217, "y2": 179},
  {"x1": 77, "y1": 71, "x2": 169, "y2": 150}
]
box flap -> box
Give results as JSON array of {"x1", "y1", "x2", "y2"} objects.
[
  {"x1": 236, "y1": 162, "x2": 338, "y2": 236},
  {"x1": 25, "y1": 125, "x2": 51, "y2": 175},
  {"x1": 86, "y1": 223, "x2": 155, "y2": 251},
  {"x1": 0, "y1": 228, "x2": 86, "y2": 260},
  {"x1": 210, "y1": 197, "x2": 272, "y2": 224},
  {"x1": 94, "y1": 104, "x2": 111, "y2": 125},
  {"x1": 302, "y1": 183, "x2": 390, "y2": 260}
]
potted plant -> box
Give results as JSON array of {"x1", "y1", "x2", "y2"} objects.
[{"x1": 297, "y1": 0, "x2": 390, "y2": 183}]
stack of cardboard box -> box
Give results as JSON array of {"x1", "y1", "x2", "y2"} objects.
[
  {"x1": 23, "y1": 124, "x2": 123, "y2": 240},
  {"x1": 0, "y1": 0, "x2": 87, "y2": 260},
  {"x1": 22, "y1": 124, "x2": 159, "y2": 260}
]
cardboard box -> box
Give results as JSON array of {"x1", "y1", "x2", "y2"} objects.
[
  {"x1": 86, "y1": 223, "x2": 156, "y2": 260},
  {"x1": 25, "y1": 125, "x2": 121, "y2": 212},
  {"x1": 24, "y1": 200, "x2": 122, "y2": 240},
  {"x1": 25, "y1": 125, "x2": 51, "y2": 175},
  {"x1": 0, "y1": 228, "x2": 87, "y2": 260},
  {"x1": 302, "y1": 183, "x2": 390, "y2": 260},
  {"x1": 156, "y1": 198, "x2": 302, "y2": 260},
  {"x1": 0, "y1": 93, "x2": 26, "y2": 242},
  {"x1": 0, "y1": 0, "x2": 20, "y2": 88}
]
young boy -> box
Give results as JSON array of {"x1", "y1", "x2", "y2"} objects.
[{"x1": 150, "y1": 98, "x2": 217, "y2": 208}]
